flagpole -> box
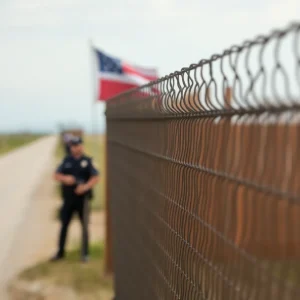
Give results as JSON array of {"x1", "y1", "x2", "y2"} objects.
[
  {"x1": 89, "y1": 40, "x2": 97, "y2": 138},
  {"x1": 90, "y1": 41, "x2": 113, "y2": 275},
  {"x1": 88, "y1": 40, "x2": 100, "y2": 262}
]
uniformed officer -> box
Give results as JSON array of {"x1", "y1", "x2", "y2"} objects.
[{"x1": 51, "y1": 136, "x2": 99, "y2": 262}]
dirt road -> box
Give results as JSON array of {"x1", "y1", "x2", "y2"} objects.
[{"x1": 0, "y1": 136, "x2": 57, "y2": 297}]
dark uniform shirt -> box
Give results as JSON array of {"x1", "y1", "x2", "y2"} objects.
[{"x1": 56, "y1": 155, "x2": 99, "y2": 200}]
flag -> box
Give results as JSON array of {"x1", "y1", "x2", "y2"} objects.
[{"x1": 94, "y1": 49, "x2": 158, "y2": 101}]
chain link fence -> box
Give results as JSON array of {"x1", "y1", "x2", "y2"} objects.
[{"x1": 106, "y1": 23, "x2": 300, "y2": 300}]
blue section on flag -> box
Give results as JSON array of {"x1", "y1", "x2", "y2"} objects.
[{"x1": 95, "y1": 50, "x2": 123, "y2": 74}]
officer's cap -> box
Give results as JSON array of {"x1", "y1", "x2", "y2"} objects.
[{"x1": 70, "y1": 136, "x2": 83, "y2": 146}]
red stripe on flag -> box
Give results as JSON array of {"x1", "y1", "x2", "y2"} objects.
[
  {"x1": 122, "y1": 65, "x2": 158, "y2": 81},
  {"x1": 98, "y1": 79, "x2": 139, "y2": 101}
]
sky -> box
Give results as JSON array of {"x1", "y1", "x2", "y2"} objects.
[{"x1": 0, "y1": 0, "x2": 299, "y2": 133}]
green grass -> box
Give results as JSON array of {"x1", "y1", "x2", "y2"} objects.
[
  {"x1": 55, "y1": 138, "x2": 65, "y2": 159},
  {"x1": 0, "y1": 134, "x2": 43, "y2": 156},
  {"x1": 55, "y1": 134, "x2": 106, "y2": 211},
  {"x1": 19, "y1": 242, "x2": 113, "y2": 297}
]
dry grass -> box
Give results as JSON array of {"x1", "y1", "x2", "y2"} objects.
[
  {"x1": 85, "y1": 135, "x2": 106, "y2": 211},
  {"x1": 19, "y1": 242, "x2": 114, "y2": 299},
  {"x1": 0, "y1": 134, "x2": 43, "y2": 156}
]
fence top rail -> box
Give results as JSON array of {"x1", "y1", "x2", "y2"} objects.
[{"x1": 106, "y1": 22, "x2": 300, "y2": 119}]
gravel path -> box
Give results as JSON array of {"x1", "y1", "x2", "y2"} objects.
[{"x1": 0, "y1": 136, "x2": 57, "y2": 297}]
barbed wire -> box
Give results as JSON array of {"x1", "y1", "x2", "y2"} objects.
[
  {"x1": 107, "y1": 22, "x2": 300, "y2": 300},
  {"x1": 106, "y1": 22, "x2": 300, "y2": 119}
]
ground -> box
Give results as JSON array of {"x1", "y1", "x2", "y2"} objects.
[
  {"x1": 16, "y1": 243, "x2": 113, "y2": 300},
  {"x1": 0, "y1": 136, "x2": 57, "y2": 298},
  {"x1": 2, "y1": 135, "x2": 113, "y2": 299}
]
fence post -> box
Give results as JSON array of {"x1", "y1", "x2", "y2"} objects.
[
  {"x1": 224, "y1": 86, "x2": 232, "y2": 109},
  {"x1": 104, "y1": 130, "x2": 113, "y2": 275}
]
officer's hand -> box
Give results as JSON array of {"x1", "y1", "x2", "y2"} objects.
[
  {"x1": 75, "y1": 184, "x2": 88, "y2": 195},
  {"x1": 63, "y1": 175, "x2": 76, "y2": 185}
]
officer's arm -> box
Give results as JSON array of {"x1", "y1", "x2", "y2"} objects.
[
  {"x1": 75, "y1": 175, "x2": 98, "y2": 195},
  {"x1": 82, "y1": 159, "x2": 99, "y2": 190},
  {"x1": 54, "y1": 160, "x2": 76, "y2": 185},
  {"x1": 83, "y1": 175, "x2": 99, "y2": 190},
  {"x1": 54, "y1": 172, "x2": 76, "y2": 185}
]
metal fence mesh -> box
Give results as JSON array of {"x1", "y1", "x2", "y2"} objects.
[{"x1": 106, "y1": 23, "x2": 300, "y2": 300}]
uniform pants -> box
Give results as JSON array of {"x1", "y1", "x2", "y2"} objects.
[{"x1": 58, "y1": 196, "x2": 89, "y2": 257}]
